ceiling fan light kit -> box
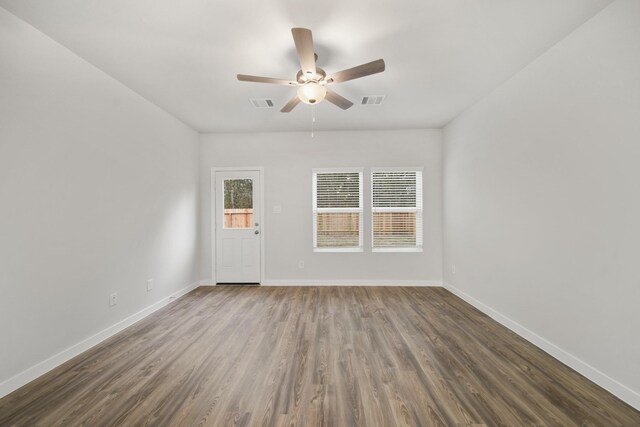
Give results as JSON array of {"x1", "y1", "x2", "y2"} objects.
[
  {"x1": 298, "y1": 81, "x2": 326, "y2": 104},
  {"x1": 237, "y1": 27, "x2": 385, "y2": 113}
]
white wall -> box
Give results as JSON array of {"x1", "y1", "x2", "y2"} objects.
[
  {"x1": 443, "y1": 0, "x2": 640, "y2": 408},
  {"x1": 0, "y1": 7, "x2": 200, "y2": 392},
  {"x1": 200, "y1": 130, "x2": 443, "y2": 284}
]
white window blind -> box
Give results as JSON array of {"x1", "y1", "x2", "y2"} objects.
[
  {"x1": 371, "y1": 169, "x2": 423, "y2": 251},
  {"x1": 313, "y1": 169, "x2": 363, "y2": 251}
]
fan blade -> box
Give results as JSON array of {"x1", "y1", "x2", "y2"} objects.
[
  {"x1": 237, "y1": 74, "x2": 298, "y2": 86},
  {"x1": 291, "y1": 28, "x2": 316, "y2": 76},
  {"x1": 280, "y1": 95, "x2": 301, "y2": 113},
  {"x1": 325, "y1": 90, "x2": 354, "y2": 110},
  {"x1": 326, "y1": 59, "x2": 385, "y2": 84}
]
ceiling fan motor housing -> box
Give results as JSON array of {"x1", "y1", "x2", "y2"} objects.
[{"x1": 296, "y1": 67, "x2": 326, "y2": 84}]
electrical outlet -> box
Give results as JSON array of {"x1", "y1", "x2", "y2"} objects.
[
  {"x1": 147, "y1": 279, "x2": 154, "y2": 291},
  {"x1": 451, "y1": 264, "x2": 456, "y2": 274},
  {"x1": 298, "y1": 260, "x2": 305, "y2": 269},
  {"x1": 109, "y1": 292, "x2": 118, "y2": 307}
]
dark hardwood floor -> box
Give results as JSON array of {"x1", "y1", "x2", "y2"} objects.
[{"x1": 1, "y1": 286, "x2": 638, "y2": 426}]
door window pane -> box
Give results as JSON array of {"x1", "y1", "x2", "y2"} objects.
[{"x1": 224, "y1": 179, "x2": 253, "y2": 229}]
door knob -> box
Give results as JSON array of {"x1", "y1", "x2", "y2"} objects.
[{"x1": 254, "y1": 230, "x2": 260, "y2": 235}]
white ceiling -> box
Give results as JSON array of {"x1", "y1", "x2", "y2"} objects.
[{"x1": 0, "y1": 0, "x2": 611, "y2": 133}]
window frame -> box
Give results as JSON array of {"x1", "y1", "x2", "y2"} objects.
[
  {"x1": 370, "y1": 167, "x2": 424, "y2": 253},
  {"x1": 312, "y1": 168, "x2": 364, "y2": 252}
]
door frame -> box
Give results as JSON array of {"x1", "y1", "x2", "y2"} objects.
[{"x1": 211, "y1": 166, "x2": 265, "y2": 284}]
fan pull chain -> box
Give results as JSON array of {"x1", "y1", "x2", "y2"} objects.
[{"x1": 311, "y1": 105, "x2": 316, "y2": 138}]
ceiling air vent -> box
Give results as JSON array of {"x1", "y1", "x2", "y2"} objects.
[
  {"x1": 361, "y1": 95, "x2": 385, "y2": 106},
  {"x1": 249, "y1": 98, "x2": 275, "y2": 108}
]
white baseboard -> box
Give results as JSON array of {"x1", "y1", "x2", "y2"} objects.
[
  {"x1": 262, "y1": 279, "x2": 442, "y2": 286},
  {"x1": 442, "y1": 282, "x2": 640, "y2": 410},
  {"x1": 0, "y1": 281, "x2": 200, "y2": 399}
]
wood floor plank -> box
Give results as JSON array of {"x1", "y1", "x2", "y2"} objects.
[{"x1": 1, "y1": 286, "x2": 639, "y2": 426}]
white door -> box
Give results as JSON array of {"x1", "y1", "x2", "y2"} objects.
[{"x1": 215, "y1": 170, "x2": 261, "y2": 283}]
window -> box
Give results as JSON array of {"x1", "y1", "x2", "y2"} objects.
[
  {"x1": 371, "y1": 168, "x2": 423, "y2": 251},
  {"x1": 223, "y1": 179, "x2": 253, "y2": 229},
  {"x1": 313, "y1": 169, "x2": 363, "y2": 251}
]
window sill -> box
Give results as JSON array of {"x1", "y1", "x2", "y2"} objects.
[
  {"x1": 372, "y1": 247, "x2": 423, "y2": 253},
  {"x1": 313, "y1": 247, "x2": 364, "y2": 253}
]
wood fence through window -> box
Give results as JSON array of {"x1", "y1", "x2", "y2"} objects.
[{"x1": 224, "y1": 208, "x2": 254, "y2": 228}]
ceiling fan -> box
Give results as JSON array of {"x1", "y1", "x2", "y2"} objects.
[{"x1": 237, "y1": 28, "x2": 385, "y2": 113}]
